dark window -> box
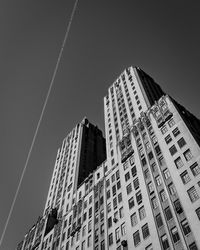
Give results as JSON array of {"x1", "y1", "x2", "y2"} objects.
[
  {"x1": 133, "y1": 230, "x2": 140, "y2": 246},
  {"x1": 177, "y1": 137, "x2": 186, "y2": 148},
  {"x1": 165, "y1": 207, "x2": 173, "y2": 221},
  {"x1": 156, "y1": 213, "x2": 163, "y2": 228},
  {"x1": 165, "y1": 134, "x2": 172, "y2": 144},
  {"x1": 171, "y1": 227, "x2": 180, "y2": 243},
  {"x1": 142, "y1": 223, "x2": 150, "y2": 239},
  {"x1": 128, "y1": 197, "x2": 135, "y2": 209},
  {"x1": 181, "y1": 219, "x2": 191, "y2": 235},
  {"x1": 108, "y1": 217, "x2": 112, "y2": 228},
  {"x1": 136, "y1": 191, "x2": 142, "y2": 205},
  {"x1": 169, "y1": 145, "x2": 177, "y2": 156},
  {"x1": 131, "y1": 166, "x2": 137, "y2": 177},
  {"x1": 148, "y1": 151, "x2": 154, "y2": 160},
  {"x1": 172, "y1": 127, "x2": 180, "y2": 137}
]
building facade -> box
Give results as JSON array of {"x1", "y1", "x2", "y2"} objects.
[{"x1": 17, "y1": 67, "x2": 200, "y2": 250}]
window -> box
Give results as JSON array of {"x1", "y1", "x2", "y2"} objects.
[
  {"x1": 161, "y1": 126, "x2": 168, "y2": 134},
  {"x1": 142, "y1": 223, "x2": 150, "y2": 239},
  {"x1": 131, "y1": 166, "x2": 137, "y2": 177},
  {"x1": 181, "y1": 219, "x2": 191, "y2": 235},
  {"x1": 131, "y1": 212, "x2": 138, "y2": 227},
  {"x1": 156, "y1": 213, "x2": 163, "y2": 228},
  {"x1": 155, "y1": 145, "x2": 161, "y2": 155},
  {"x1": 172, "y1": 127, "x2": 180, "y2": 137},
  {"x1": 152, "y1": 197, "x2": 158, "y2": 209},
  {"x1": 118, "y1": 193, "x2": 122, "y2": 203},
  {"x1": 141, "y1": 157, "x2": 147, "y2": 166},
  {"x1": 180, "y1": 171, "x2": 191, "y2": 184},
  {"x1": 117, "y1": 180, "x2": 121, "y2": 190},
  {"x1": 161, "y1": 235, "x2": 169, "y2": 250},
  {"x1": 145, "y1": 244, "x2": 153, "y2": 250},
  {"x1": 128, "y1": 197, "x2": 134, "y2": 209},
  {"x1": 156, "y1": 175, "x2": 162, "y2": 186},
  {"x1": 184, "y1": 149, "x2": 193, "y2": 161},
  {"x1": 123, "y1": 161, "x2": 128, "y2": 170},
  {"x1": 100, "y1": 240, "x2": 105, "y2": 250},
  {"x1": 169, "y1": 145, "x2": 177, "y2": 156},
  {"x1": 107, "y1": 203, "x2": 111, "y2": 213},
  {"x1": 139, "y1": 206, "x2": 146, "y2": 220},
  {"x1": 115, "y1": 227, "x2": 120, "y2": 242},
  {"x1": 116, "y1": 170, "x2": 120, "y2": 180},
  {"x1": 160, "y1": 190, "x2": 167, "y2": 202},
  {"x1": 113, "y1": 197, "x2": 117, "y2": 209},
  {"x1": 106, "y1": 179, "x2": 110, "y2": 187},
  {"x1": 89, "y1": 207, "x2": 92, "y2": 218},
  {"x1": 148, "y1": 182, "x2": 154, "y2": 194},
  {"x1": 111, "y1": 174, "x2": 115, "y2": 183},
  {"x1": 136, "y1": 190, "x2": 142, "y2": 205},
  {"x1": 108, "y1": 217, "x2": 112, "y2": 228},
  {"x1": 187, "y1": 186, "x2": 199, "y2": 202},
  {"x1": 108, "y1": 233, "x2": 113, "y2": 246},
  {"x1": 168, "y1": 118, "x2": 175, "y2": 127},
  {"x1": 121, "y1": 223, "x2": 126, "y2": 236},
  {"x1": 171, "y1": 227, "x2": 180, "y2": 243},
  {"x1": 165, "y1": 134, "x2": 172, "y2": 144},
  {"x1": 148, "y1": 151, "x2": 154, "y2": 160},
  {"x1": 100, "y1": 224, "x2": 104, "y2": 235},
  {"x1": 133, "y1": 178, "x2": 139, "y2": 190},
  {"x1": 126, "y1": 183, "x2": 132, "y2": 195},
  {"x1": 163, "y1": 169, "x2": 170, "y2": 179},
  {"x1": 189, "y1": 242, "x2": 198, "y2": 250},
  {"x1": 125, "y1": 172, "x2": 130, "y2": 182},
  {"x1": 196, "y1": 207, "x2": 200, "y2": 220},
  {"x1": 165, "y1": 207, "x2": 173, "y2": 221},
  {"x1": 119, "y1": 207, "x2": 124, "y2": 218},
  {"x1": 112, "y1": 185, "x2": 116, "y2": 196},
  {"x1": 168, "y1": 183, "x2": 176, "y2": 195},
  {"x1": 144, "y1": 169, "x2": 150, "y2": 179},
  {"x1": 82, "y1": 226, "x2": 86, "y2": 237},
  {"x1": 174, "y1": 200, "x2": 183, "y2": 214},
  {"x1": 190, "y1": 162, "x2": 200, "y2": 176},
  {"x1": 107, "y1": 190, "x2": 111, "y2": 199},
  {"x1": 177, "y1": 137, "x2": 186, "y2": 148},
  {"x1": 82, "y1": 241, "x2": 86, "y2": 250},
  {"x1": 133, "y1": 230, "x2": 140, "y2": 246}
]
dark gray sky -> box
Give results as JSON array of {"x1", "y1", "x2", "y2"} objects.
[{"x1": 0, "y1": 0, "x2": 200, "y2": 249}]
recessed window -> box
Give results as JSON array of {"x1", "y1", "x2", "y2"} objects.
[
  {"x1": 163, "y1": 169, "x2": 170, "y2": 179},
  {"x1": 133, "y1": 230, "x2": 140, "y2": 246},
  {"x1": 136, "y1": 190, "x2": 142, "y2": 205},
  {"x1": 133, "y1": 178, "x2": 139, "y2": 190},
  {"x1": 195, "y1": 207, "x2": 200, "y2": 220},
  {"x1": 161, "y1": 235, "x2": 169, "y2": 250},
  {"x1": 184, "y1": 149, "x2": 193, "y2": 161},
  {"x1": 156, "y1": 175, "x2": 162, "y2": 186},
  {"x1": 174, "y1": 157, "x2": 184, "y2": 169},
  {"x1": 125, "y1": 172, "x2": 130, "y2": 182},
  {"x1": 160, "y1": 190, "x2": 167, "y2": 202},
  {"x1": 128, "y1": 197, "x2": 135, "y2": 209},
  {"x1": 177, "y1": 137, "x2": 186, "y2": 148},
  {"x1": 161, "y1": 125, "x2": 168, "y2": 134},
  {"x1": 187, "y1": 186, "x2": 199, "y2": 203},
  {"x1": 131, "y1": 212, "x2": 138, "y2": 227},
  {"x1": 168, "y1": 183, "x2": 176, "y2": 195},
  {"x1": 171, "y1": 227, "x2": 180, "y2": 243},
  {"x1": 180, "y1": 170, "x2": 191, "y2": 184},
  {"x1": 165, "y1": 134, "x2": 172, "y2": 144},
  {"x1": 126, "y1": 183, "x2": 132, "y2": 195},
  {"x1": 139, "y1": 206, "x2": 146, "y2": 220},
  {"x1": 151, "y1": 196, "x2": 158, "y2": 209},
  {"x1": 169, "y1": 145, "x2": 177, "y2": 156},
  {"x1": 168, "y1": 118, "x2": 175, "y2": 127},
  {"x1": 165, "y1": 206, "x2": 173, "y2": 221},
  {"x1": 156, "y1": 213, "x2": 163, "y2": 228},
  {"x1": 142, "y1": 223, "x2": 150, "y2": 239},
  {"x1": 190, "y1": 162, "x2": 200, "y2": 176},
  {"x1": 172, "y1": 127, "x2": 180, "y2": 137},
  {"x1": 181, "y1": 219, "x2": 191, "y2": 235}
]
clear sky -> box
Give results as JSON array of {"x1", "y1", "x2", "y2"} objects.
[{"x1": 0, "y1": 0, "x2": 200, "y2": 249}]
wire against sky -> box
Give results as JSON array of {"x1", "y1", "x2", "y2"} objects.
[{"x1": 0, "y1": 0, "x2": 79, "y2": 247}]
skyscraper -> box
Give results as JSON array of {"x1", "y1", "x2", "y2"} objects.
[{"x1": 17, "y1": 66, "x2": 200, "y2": 250}]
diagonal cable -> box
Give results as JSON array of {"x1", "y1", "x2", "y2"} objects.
[{"x1": 0, "y1": 0, "x2": 79, "y2": 247}]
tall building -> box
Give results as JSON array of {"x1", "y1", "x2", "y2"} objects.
[{"x1": 17, "y1": 66, "x2": 200, "y2": 250}]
